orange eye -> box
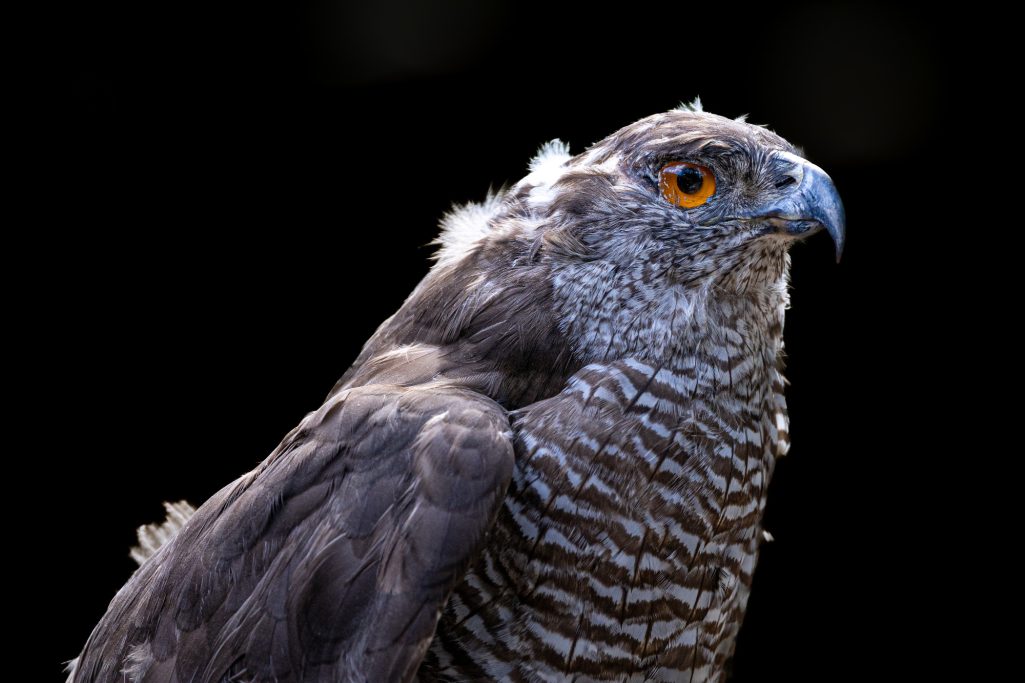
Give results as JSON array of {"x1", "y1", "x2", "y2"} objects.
[{"x1": 659, "y1": 162, "x2": 716, "y2": 208}]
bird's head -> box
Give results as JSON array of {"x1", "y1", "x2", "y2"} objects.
[
  {"x1": 514, "y1": 102, "x2": 842, "y2": 275},
  {"x1": 430, "y1": 103, "x2": 844, "y2": 365}
]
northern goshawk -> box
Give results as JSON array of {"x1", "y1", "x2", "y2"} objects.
[{"x1": 69, "y1": 102, "x2": 845, "y2": 682}]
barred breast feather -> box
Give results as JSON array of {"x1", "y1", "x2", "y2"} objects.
[{"x1": 424, "y1": 295, "x2": 790, "y2": 682}]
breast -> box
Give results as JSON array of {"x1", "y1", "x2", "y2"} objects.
[{"x1": 427, "y1": 354, "x2": 783, "y2": 681}]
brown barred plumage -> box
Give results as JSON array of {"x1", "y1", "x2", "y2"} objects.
[
  {"x1": 424, "y1": 294, "x2": 790, "y2": 682},
  {"x1": 69, "y1": 105, "x2": 843, "y2": 683}
]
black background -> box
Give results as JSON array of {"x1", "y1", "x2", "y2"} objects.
[{"x1": 45, "y1": 2, "x2": 989, "y2": 680}]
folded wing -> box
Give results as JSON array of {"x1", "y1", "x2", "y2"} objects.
[{"x1": 71, "y1": 383, "x2": 514, "y2": 683}]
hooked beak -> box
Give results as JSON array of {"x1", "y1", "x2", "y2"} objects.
[{"x1": 753, "y1": 153, "x2": 846, "y2": 262}]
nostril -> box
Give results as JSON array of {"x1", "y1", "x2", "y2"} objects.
[{"x1": 775, "y1": 176, "x2": 798, "y2": 189}]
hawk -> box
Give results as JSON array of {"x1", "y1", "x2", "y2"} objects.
[{"x1": 68, "y1": 103, "x2": 844, "y2": 682}]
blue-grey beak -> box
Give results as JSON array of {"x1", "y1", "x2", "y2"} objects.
[{"x1": 754, "y1": 153, "x2": 846, "y2": 262}]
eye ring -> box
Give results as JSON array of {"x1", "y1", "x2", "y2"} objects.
[{"x1": 659, "y1": 162, "x2": 716, "y2": 208}]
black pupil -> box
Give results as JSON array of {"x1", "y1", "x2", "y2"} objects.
[{"x1": 675, "y1": 167, "x2": 703, "y2": 194}]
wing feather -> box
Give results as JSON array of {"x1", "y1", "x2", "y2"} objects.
[{"x1": 71, "y1": 383, "x2": 513, "y2": 683}]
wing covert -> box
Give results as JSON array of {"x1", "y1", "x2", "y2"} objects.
[{"x1": 71, "y1": 383, "x2": 514, "y2": 683}]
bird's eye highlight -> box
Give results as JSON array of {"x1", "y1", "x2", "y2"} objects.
[{"x1": 659, "y1": 163, "x2": 716, "y2": 208}]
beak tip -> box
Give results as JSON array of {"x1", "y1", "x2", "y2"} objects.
[
  {"x1": 794, "y1": 157, "x2": 845, "y2": 265},
  {"x1": 832, "y1": 229, "x2": 845, "y2": 263},
  {"x1": 828, "y1": 213, "x2": 846, "y2": 264}
]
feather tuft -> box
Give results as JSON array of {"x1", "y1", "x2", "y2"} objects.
[
  {"x1": 431, "y1": 189, "x2": 506, "y2": 267},
  {"x1": 129, "y1": 500, "x2": 196, "y2": 566},
  {"x1": 528, "y1": 139, "x2": 571, "y2": 173},
  {"x1": 64, "y1": 657, "x2": 79, "y2": 683},
  {"x1": 675, "y1": 96, "x2": 703, "y2": 113}
]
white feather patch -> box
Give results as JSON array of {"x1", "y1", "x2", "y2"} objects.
[
  {"x1": 129, "y1": 500, "x2": 196, "y2": 566},
  {"x1": 675, "y1": 95, "x2": 703, "y2": 112},
  {"x1": 528, "y1": 138, "x2": 571, "y2": 175},
  {"x1": 431, "y1": 189, "x2": 506, "y2": 268},
  {"x1": 431, "y1": 139, "x2": 572, "y2": 267},
  {"x1": 64, "y1": 657, "x2": 79, "y2": 683},
  {"x1": 521, "y1": 138, "x2": 571, "y2": 206},
  {"x1": 431, "y1": 139, "x2": 572, "y2": 266}
]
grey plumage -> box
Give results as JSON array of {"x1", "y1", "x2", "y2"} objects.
[{"x1": 69, "y1": 105, "x2": 844, "y2": 682}]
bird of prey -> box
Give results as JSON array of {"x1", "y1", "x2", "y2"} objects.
[{"x1": 68, "y1": 102, "x2": 845, "y2": 683}]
